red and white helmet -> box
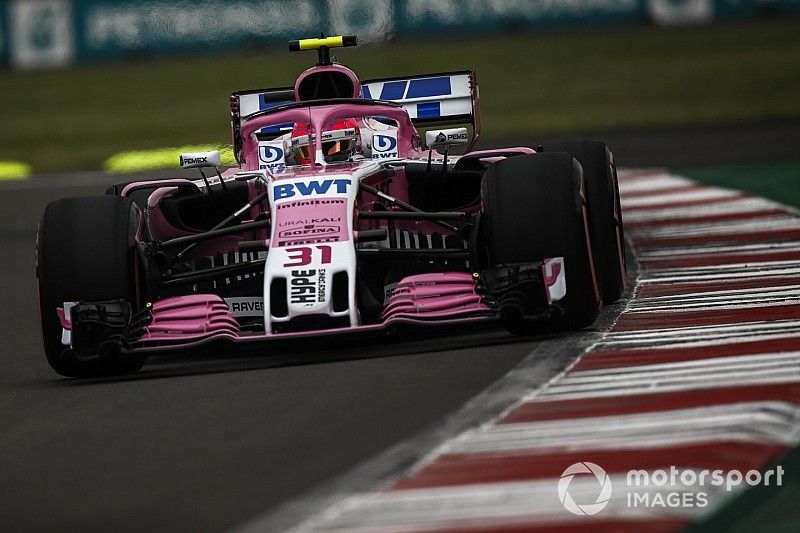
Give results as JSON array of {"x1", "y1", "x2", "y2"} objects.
[{"x1": 290, "y1": 118, "x2": 360, "y2": 164}]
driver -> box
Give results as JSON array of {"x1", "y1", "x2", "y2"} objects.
[{"x1": 289, "y1": 118, "x2": 362, "y2": 164}]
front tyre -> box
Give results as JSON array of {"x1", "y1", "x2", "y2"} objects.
[
  {"x1": 540, "y1": 140, "x2": 626, "y2": 303},
  {"x1": 482, "y1": 153, "x2": 601, "y2": 332},
  {"x1": 36, "y1": 196, "x2": 146, "y2": 377}
]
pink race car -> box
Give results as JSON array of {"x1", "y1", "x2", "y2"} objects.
[{"x1": 36, "y1": 35, "x2": 626, "y2": 377}]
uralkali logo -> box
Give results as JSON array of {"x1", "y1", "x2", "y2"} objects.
[{"x1": 558, "y1": 462, "x2": 612, "y2": 516}]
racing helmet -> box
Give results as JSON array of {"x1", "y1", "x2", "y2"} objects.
[{"x1": 291, "y1": 118, "x2": 360, "y2": 164}]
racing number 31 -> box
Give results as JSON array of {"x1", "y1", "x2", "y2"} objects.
[{"x1": 283, "y1": 245, "x2": 333, "y2": 267}]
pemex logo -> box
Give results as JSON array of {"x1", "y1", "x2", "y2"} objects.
[{"x1": 558, "y1": 462, "x2": 612, "y2": 516}]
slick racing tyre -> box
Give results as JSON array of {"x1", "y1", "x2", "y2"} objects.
[
  {"x1": 482, "y1": 153, "x2": 601, "y2": 332},
  {"x1": 540, "y1": 140, "x2": 626, "y2": 303},
  {"x1": 36, "y1": 196, "x2": 146, "y2": 377}
]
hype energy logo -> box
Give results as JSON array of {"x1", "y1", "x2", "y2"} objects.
[
  {"x1": 258, "y1": 141, "x2": 286, "y2": 173},
  {"x1": 558, "y1": 462, "x2": 612, "y2": 516},
  {"x1": 372, "y1": 132, "x2": 399, "y2": 160}
]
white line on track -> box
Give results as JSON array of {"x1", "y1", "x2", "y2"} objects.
[
  {"x1": 568, "y1": 351, "x2": 800, "y2": 377},
  {"x1": 633, "y1": 285, "x2": 800, "y2": 303},
  {"x1": 537, "y1": 365, "x2": 800, "y2": 400},
  {"x1": 601, "y1": 318, "x2": 800, "y2": 341},
  {"x1": 618, "y1": 174, "x2": 694, "y2": 194},
  {"x1": 625, "y1": 295, "x2": 800, "y2": 313},
  {"x1": 446, "y1": 402, "x2": 800, "y2": 455},
  {"x1": 629, "y1": 216, "x2": 800, "y2": 237},
  {"x1": 639, "y1": 264, "x2": 800, "y2": 282},
  {"x1": 623, "y1": 198, "x2": 782, "y2": 223},
  {"x1": 292, "y1": 476, "x2": 708, "y2": 532},
  {"x1": 621, "y1": 188, "x2": 741, "y2": 208},
  {"x1": 635, "y1": 240, "x2": 800, "y2": 258}
]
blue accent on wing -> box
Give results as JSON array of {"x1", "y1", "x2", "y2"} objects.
[
  {"x1": 256, "y1": 95, "x2": 293, "y2": 133},
  {"x1": 416, "y1": 102, "x2": 441, "y2": 119},
  {"x1": 379, "y1": 81, "x2": 407, "y2": 100},
  {"x1": 362, "y1": 85, "x2": 373, "y2": 99},
  {"x1": 407, "y1": 77, "x2": 451, "y2": 99},
  {"x1": 259, "y1": 124, "x2": 292, "y2": 134}
]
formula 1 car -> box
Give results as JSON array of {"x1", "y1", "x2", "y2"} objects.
[{"x1": 36, "y1": 35, "x2": 625, "y2": 377}]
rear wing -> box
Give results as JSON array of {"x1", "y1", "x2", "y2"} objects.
[
  {"x1": 230, "y1": 70, "x2": 481, "y2": 165},
  {"x1": 362, "y1": 71, "x2": 479, "y2": 130}
]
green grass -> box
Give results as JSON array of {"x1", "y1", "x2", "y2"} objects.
[
  {"x1": 1, "y1": 19, "x2": 799, "y2": 173},
  {"x1": 679, "y1": 159, "x2": 800, "y2": 209},
  {"x1": 687, "y1": 444, "x2": 800, "y2": 533}
]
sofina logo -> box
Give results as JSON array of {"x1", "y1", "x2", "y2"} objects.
[
  {"x1": 372, "y1": 133, "x2": 398, "y2": 159},
  {"x1": 558, "y1": 462, "x2": 612, "y2": 516}
]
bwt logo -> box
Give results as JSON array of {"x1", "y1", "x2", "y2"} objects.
[
  {"x1": 372, "y1": 134, "x2": 398, "y2": 159},
  {"x1": 259, "y1": 145, "x2": 284, "y2": 163},
  {"x1": 259, "y1": 144, "x2": 286, "y2": 172},
  {"x1": 273, "y1": 179, "x2": 352, "y2": 200}
]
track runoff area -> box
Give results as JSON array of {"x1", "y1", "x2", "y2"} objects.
[{"x1": 247, "y1": 169, "x2": 800, "y2": 532}]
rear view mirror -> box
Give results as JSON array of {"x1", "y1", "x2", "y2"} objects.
[
  {"x1": 179, "y1": 150, "x2": 221, "y2": 169},
  {"x1": 425, "y1": 128, "x2": 469, "y2": 150}
]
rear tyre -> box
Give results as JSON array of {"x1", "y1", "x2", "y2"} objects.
[
  {"x1": 541, "y1": 140, "x2": 626, "y2": 303},
  {"x1": 482, "y1": 153, "x2": 601, "y2": 332},
  {"x1": 36, "y1": 196, "x2": 146, "y2": 377}
]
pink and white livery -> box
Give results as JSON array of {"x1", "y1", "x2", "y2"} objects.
[{"x1": 36, "y1": 35, "x2": 626, "y2": 377}]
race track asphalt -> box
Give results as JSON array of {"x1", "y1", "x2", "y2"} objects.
[{"x1": 0, "y1": 177, "x2": 548, "y2": 532}]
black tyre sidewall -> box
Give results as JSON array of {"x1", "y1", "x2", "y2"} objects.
[
  {"x1": 541, "y1": 140, "x2": 626, "y2": 303},
  {"x1": 482, "y1": 153, "x2": 601, "y2": 331},
  {"x1": 36, "y1": 196, "x2": 144, "y2": 377}
]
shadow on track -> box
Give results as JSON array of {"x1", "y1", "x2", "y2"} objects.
[{"x1": 59, "y1": 324, "x2": 556, "y2": 387}]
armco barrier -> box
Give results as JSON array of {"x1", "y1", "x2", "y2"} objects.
[{"x1": 3, "y1": 0, "x2": 799, "y2": 70}]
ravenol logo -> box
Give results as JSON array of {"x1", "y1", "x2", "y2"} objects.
[
  {"x1": 372, "y1": 133, "x2": 399, "y2": 160},
  {"x1": 558, "y1": 462, "x2": 612, "y2": 516},
  {"x1": 273, "y1": 179, "x2": 352, "y2": 201},
  {"x1": 259, "y1": 142, "x2": 286, "y2": 173}
]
